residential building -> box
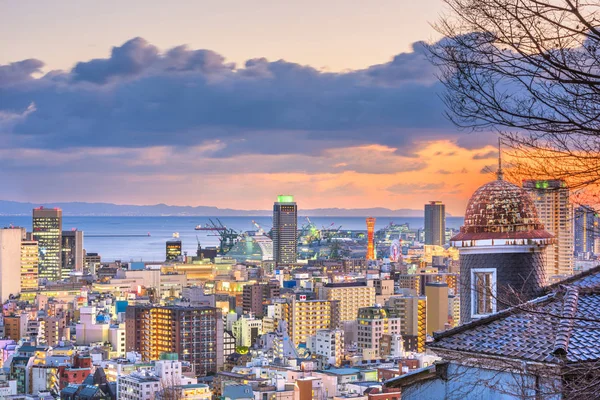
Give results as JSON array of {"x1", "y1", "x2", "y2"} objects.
[
  {"x1": 357, "y1": 306, "x2": 401, "y2": 360},
  {"x1": 425, "y1": 282, "x2": 448, "y2": 335},
  {"x1": 242, "y1": 281, "x2": 280, "y2": 317},
  {"x1": 574, "y1": 205, "x2": 597, "y2": 257},
  {"x1": 319, "y1": 282, "x2": 375, "y2": 324},
  {"x1": 386, "y1": 294, "x2": 427, "y2": 352},
  {"x1": 281, "y1": 298, "x2": 339, "y2": 346},
  {"x1": 523, "y1": 179, "x2": 573, "y2": 277},
  {"x1": 424, "y1": 201, "x2": 445, "y2": 246},
  {"x1": 232, "y1": 315, "x2": 263, "y2": 347},
  {"x1": 272, "y1": 195, "x2": 297, "y2": 266},
  {"x1": 61, "y1": 229, "x2": 84, "y2": 279},
  {"x1": 125, "y1": 305, "x2": 223, "y2": 376},
  {"x1": 32, "y1": 207, "x2": 63, "y2": 282},
  {"x1": 313, "y1": 329, "x2": 344, "y2": 367}
]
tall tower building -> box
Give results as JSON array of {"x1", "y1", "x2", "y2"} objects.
[
  {"x1": 272, "y1": 195, "x2": 297, "y2": 266},
  {"x1": 452, "y1": 171, "x2": 553, "y2": 324},
  {"x1": 0, "y1": 228, "x2": 23, "y2": 302},
  {"x1": 61, "y1": 229, "x2": 84, "y2": 279},
  {"x1": 424, "y1": 201, "x2": 446, "y2": 246},
  {"x1": 21, "y1": 240, "x2": 39, "y2": 291},
  {"x1": 366, "y1": 217, "x2": 376, "y2": 260},
  {"x1": 523, "y1": 180, "x2": 573, "y2": 277},
  {"x1": 32, "y1": 207, "x2": 63, "y2": 282},
  {"x1": 574, "y1": 205, "x2": 597, "y2": 257}
]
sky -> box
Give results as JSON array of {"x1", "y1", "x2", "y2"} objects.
[{"x1": 0, "y1": 1, "x2": 501, "y2": 215}]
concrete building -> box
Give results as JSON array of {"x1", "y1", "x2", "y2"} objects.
[
  {"x1": 20, "y1": 240, "x2": 39, "y2": 292},
  {"x1": 125, "y1": 305, "x2": 223, "y2": 376},
  {"x1": 0, "y1": 228, "x2": 22, "y2": 302},
  {"x1": 425, "y1": 282, "x2": 449, "y2": 335},
  {"x1": 272, "y1": 195, "x2": 297, "y2": 266},
  {"x1": 574, "y1": 205, "x2": 597, "y2": 257},
  {"x1": 32, "y1": 207, "x2": 63, "y2": 282},
  {"x1": 523, "y1": 179, "x2": 573, "y2": 277},
  {"x1": 281, "y1": 298, "x2": 339, "y2": 346},
  {"x1": 61, "y1": 230, "x2": 84, "y2": 279},
  {"x1": 232, "y1": 315, "x2": 263, "y2": 347},
  {"x1": 312, "y1": 329, "x2": 344, "y2": 367},
  {"x1": 424, "y1": 201, "x2": 445, "y2": 246},
  {"x1": 386, "y1": 293, "x2": 427, "y2": 352},
  {"x1": 319, "y1": 282, "x2": 375, "y2": 324},
  {"x1": 356, "y1": 306, "x2": 401, "y2": 360},
  {"x1": 242, "y1": 281, "x2": 280, "y2": 317}
]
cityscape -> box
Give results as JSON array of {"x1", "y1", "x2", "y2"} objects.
[{"x1": 2, "y1": 1, "x2": 600, "y2": 400}]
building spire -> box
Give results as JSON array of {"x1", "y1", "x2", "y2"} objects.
[{"x1": 497, "y1": 137, "x2": 504, "y2": 180}]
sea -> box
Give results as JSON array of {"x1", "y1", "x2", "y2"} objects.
[{"x1": 0, "y1": 216, "x2": 465, "y2": 262}]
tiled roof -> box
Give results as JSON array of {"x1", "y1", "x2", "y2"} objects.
[{"x1": 430, "y1": 267, "x2": 600, "y2": 364}]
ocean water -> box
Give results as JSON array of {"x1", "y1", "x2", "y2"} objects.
[{"x1": 0, "y1": 216, "x2": 464, "y2": 262}]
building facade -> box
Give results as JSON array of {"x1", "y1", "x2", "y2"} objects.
[
  {"x1": 357, "y1": 306, "x2": 401, "y2": 359},
  {"x1": 386, "y1": 294, "x2": 426, "y2": 353},
  {"x1": 32, "y1": 207, "x2": 63, "y2": 282},
  {"x1": 523, "y1": 179, "x2": 573, "y2": 277},
  {"x1": 319, "y1": 282, "x2": 376, "y2": 324},
  {"x1": 61, "y1": 230, "x2": 84, "y2": 279},
  {"x1": 272, "y1": 195, "x2": 297, "y2": 266},
  {"x1": 281, "y1": 298, "x2": 339, "y2": 346},
  {"x1": 0, "y1": 228, "x2": 23, "y2": 302},
  {"x1": 574, "y1": 205, "x2": 597, "y2": 257},
  {"x1": 425, "y1": 282, "x2": 449, "y2": 335},
  {"x1": 424, "y1": 201, "x2": 446, "y2": 246},
  {"x1": 125, "y1": 305, "x2": 223, "y2": 376},
  {"x1": 20, "y1": 240, "x2": 39, "y2": 291}
]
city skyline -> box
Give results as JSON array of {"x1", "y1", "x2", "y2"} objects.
[{"x1": 0, "y1": 2, "x2": 502, "y2": 216}]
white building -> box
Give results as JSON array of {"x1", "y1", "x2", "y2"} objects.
[
  {"x1": 310, "y1": 329, "x2": 344, "y2": 367},
  {"x1": 0, "y1": 228, "x2": 23, "y2": 302},
  {"x1": 118, "y1": 358, "x2": 196, "y2": 400},
  {"x1": 232, "y1": 315, "x2": 263, "y2": 347}
]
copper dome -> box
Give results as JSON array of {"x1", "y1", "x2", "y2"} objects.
[{"x1": 451, "y1": 179, "x2": 553, "y2": 241}]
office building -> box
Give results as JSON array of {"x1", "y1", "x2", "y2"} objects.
[
  {"x1": 281, "y1": 298, "x2": 339, "y2": 346},
  {"x1": 232, "y1": 315, "x2": 263, "y2": 347},
  {"x1": 318, "y1": 282, "x2": 375, "y2": 323},
  {"x1": 61, "y1": 229, "x2": 84, "y2": 279},
  {"x1": 366, "y1": 217, "x2": 376, "y2": 260},
  {"x1": 272, "y1": 195, "x2": 297, "y2": 265},
  {"x1": 125, "y1": 305, "x2": 223, "y2": 376},
  {"x1": 453, "y1": 174, "x2": 553, "y2": 324},
  {"x1": 424, "y1": 201, "x2": 445, "y2": 246},
  {"x1": 425, "y1": 282, "x2": 448, "y2": 335},
  {"x1": 84, "y1": 252, "x2": 101, "y2": 274},
  {"x1": 166, "y1": 239, "x2": 182, "y2": 261},
  {"x1": 0, "y1": 228, "x2": 23, "y2": 302},
  {"x1": 523, "y1": 179, "x2": 573, "y2": 277},
  {"x1": 20, "y1": 240, "x2": 39, "y2": 291},
  {"x1": 356, "y1": 306, "x2": 401, "y2": 360},
  {"x1": 32, "y1": 207, "x2": 63, "y2": 281},
  {"x1": 574, "y1": 205, "x2": 597, "y2": 257},
  {"x1": 386, "y1": 294, "x2": 426, "y2": 352}
]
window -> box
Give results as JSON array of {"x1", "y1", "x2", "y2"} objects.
[{"x1": 471, "y1": 268, "x2": 496, "y2": 318}]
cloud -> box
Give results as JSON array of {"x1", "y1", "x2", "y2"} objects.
[
  {"x1": 386, "y1": 182, "x2": 445, "y2": 194},
  {"x1": 0, "y1": 37, "x2": 457, "y2": 156},
  {"x1": 0, "y1": 59, "x2": 44, "y2": 86},
  {"x1": 473, "y1": 150, "x2": 498, "y2": 160}
]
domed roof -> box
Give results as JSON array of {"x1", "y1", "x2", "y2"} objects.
[{"x1": 451, "y1": 178, "x2": 553, "y2": 241}]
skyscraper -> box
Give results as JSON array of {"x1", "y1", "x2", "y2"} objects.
[
  {"x1": 574, "y1": 205, "x2": 597, "y2": 257},
  {"x1": 366, "y1": 217, "x2": 376, "y2": 260},
  {"x1": 61, "y1": 229, "x2": 84, "y2": 279},
  {"x1": 32, "y1": 207, "x2": 63, "y2": 282},
  {"x1": 424, "y1": 201, "x2": 446, "y2": 246},
  {"x1": 523, "y1": 180, "x2": 574, "y2": 277},
  {"x1": 272, "y1": 195, "x2": 297, "y2": 266},
  {"x1": 21, "y1": 240, "x2": 39, "y2": 291},
  {"x1": 0, "y1": 228, "x2": 23, "y2": 302}
]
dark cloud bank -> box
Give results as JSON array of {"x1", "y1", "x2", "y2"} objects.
[{"x1": 0, "y1": 37, "x2": 492, "y2": 156}]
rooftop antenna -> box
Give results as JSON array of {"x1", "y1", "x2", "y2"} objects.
[{"x1": 497, "y1": 137, "x2": 504, "y2": 181}]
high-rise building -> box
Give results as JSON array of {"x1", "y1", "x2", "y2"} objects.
[
  {"x1": 242, "y1": 281, "x2": 280, "y2": 317},
  {"x1": 425, "y1": 282, "x2": 448, "y2": 335},
  {"x1": 125, "y1": 305, "x2": 223, "y2": 376},
  {"x1": 0, "y1": 228, "x2": 23, "y2": 302},
  {"x1": 272, "y1": 195, "x2": 297, "y2": 266},
  {"x1": 574, "y1": 205, "x2": 597, "y2": 257},
  {"x1": 32, "y1": 207, "x2": 63, "y2": 282},
  {"x1": 366, "y1": 217, "x2": 376, "y2": 260},
  {"x1": 356, "y1": 306, "x2": 401, "y2": 360},
  {"x1": 20, "y1": 240, "x2": 39, "y2": 291},
  {"x1": 318, "y1": 282, "x2": 375, "y2": 323},
  {"x1": 166, "y1": 239, "x2": 182, "y2": 261},
  {"x1": 61, "y1": 229, "x2": 84, "y2": 279},
  {"x1": 424, "y1": 201, "x2": 446, "y2": 245},
  {"x1": 453, "y1": 174, "x2": 553, "y2": 324},
  {"x1": 281, "y1": 298, "x2": 339, "y2": 346},
  {"x1": 523, "y1": 180, "x2": 573, "y2": 277},
  {"x1": 386, "y1": 293, "x2": 427, "y2": 352}
]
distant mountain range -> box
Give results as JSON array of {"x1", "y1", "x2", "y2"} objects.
[{"x1": 0, "y1": 200, "x2": 445, "y2": 217}]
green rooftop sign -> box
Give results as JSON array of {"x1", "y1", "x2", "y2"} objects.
[{"x1": 277, "y1": 195, "x2": 295, "y2": 203}]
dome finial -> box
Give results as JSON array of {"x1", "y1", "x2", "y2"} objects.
[{"x1": 497, "y1": 137, "x2": 504, "y2": 180}]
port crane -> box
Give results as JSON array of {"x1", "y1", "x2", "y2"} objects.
[{"x1": 197, "y1": 218, "x2": 240, "y2": 254}]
